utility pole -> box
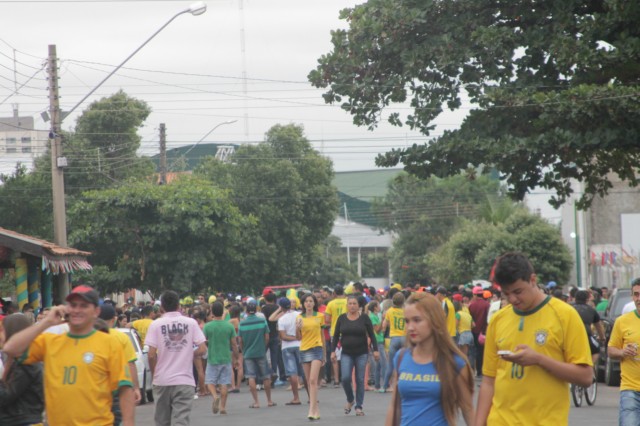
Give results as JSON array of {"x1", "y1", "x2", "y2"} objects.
[
  {"x1": 159, "y1": 123, "x2": 167, "y2": 184},
  {"x1": 47, "y1": 44, "x2": 69, "y2": 298}
]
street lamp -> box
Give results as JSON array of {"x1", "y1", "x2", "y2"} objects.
[
  {"x1": 48, "y1": 1, "x2": 207, "y2": 297},
  {"x1": 63, "y1": 1, "x2": 208, "y2": 120}
]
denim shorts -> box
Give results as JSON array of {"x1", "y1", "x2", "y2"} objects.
[
  {"x1": 244, "y1": 356, "x2": 271, "y2": 380},
  {"x1": 282, "y1": 346, "x2": 303, "y2": 377},
  {"x1": 300, "y1": 346, "x2": 323, "y2": 363},
  {"x1": 458, "y1": 331, "x2": 474, "y2": 346},
  {"x1": 620, "y1": 390, "x2": 640, "y2": 426},
  {"x1": 205, "y1": 363, "x2": 232, "y2": 385}
]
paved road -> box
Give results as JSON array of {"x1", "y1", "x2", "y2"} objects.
[{"x1": 134, "y1": 378, "x2": 620, "y2": 425}]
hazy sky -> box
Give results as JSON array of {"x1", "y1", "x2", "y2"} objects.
[{"x1": 0, "y1": 0, "x2": 469, "y2": 173}]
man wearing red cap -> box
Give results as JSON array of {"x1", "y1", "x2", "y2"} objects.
[{"x1": 3, "y1": 285, "x2": 134, "y2": 425}]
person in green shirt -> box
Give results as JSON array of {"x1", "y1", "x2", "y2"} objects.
[
  {"x1": 203, "y1": 301, "x2": 239, "y2": 415},
  {"x1": 367, "y1": 300, "x2": 387, "y2": 392}
]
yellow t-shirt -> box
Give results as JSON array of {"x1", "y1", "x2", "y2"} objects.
[
  {"x1": 300, "y1": 312, "x2": 325, "y2": 351},
  {"x1": 132, "y1": 318, "x2": 153, "y2": 344},
  {"x1": 456, "y1": 310, "x2": 473, "y2": 334},
  {"x1": 385, "y1": 307, "x2": 406, "y2": 337},
  {"x1": 483, "y1": 296, "x2": 591, "y2": 425},
  {"x1": 22, "y1": 330, "x2": 132, "y2": 426},
  {"x1": 325, "y1": 298, "x2": 347, "y2": 336},
  {"x1": 608, "y1": 310, "x2": 640, "y2": 391},
  {"x1": 110, "y1": 329, "x2": 137, "y2": 364},
  {"x1": 443, "y1": 298, "x2": 457, "y2": 337}
]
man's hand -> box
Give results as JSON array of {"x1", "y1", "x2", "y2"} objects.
[
  {"x1": 373, "y1": 351, "x2": 380, "y2": 362},
  {"x1": 623, "y1": 343, "x2": 638, "y2": 358},
  {"x1": 330, "y1": 352, "x2": 337, "y2": 362},
  {"x1": 500, "y1": 345, "x2": 541, "y2": 366},
  {"x1": 45, "y1": 305, "x2": 68, "y2": 327},
  {"x1": 134, "y1": 388, "x2": 142, "y2": 404}
]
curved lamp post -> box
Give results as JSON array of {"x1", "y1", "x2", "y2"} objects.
[
  {"x1": 49, "y1": 1, "x2": 207, "y2": 297},
  {"x1": 63, "y1": 1, "x2": 207, "y2": 120}
]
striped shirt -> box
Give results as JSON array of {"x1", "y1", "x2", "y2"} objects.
[{"x1": 238, "y1": 314, "x2": 269, "y2": 358}]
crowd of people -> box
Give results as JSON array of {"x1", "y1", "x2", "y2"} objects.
[{"x1": 0, "y1": 251, "x2": 638, "y2": 425}]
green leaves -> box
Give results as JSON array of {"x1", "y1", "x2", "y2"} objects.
[
  {"x1": 196, "y1": 124, "x2": 339, "y2": 285},
  {"x1": 312, "y1": 0, "x2": 640, "y2": 208},
  {"x1": 69, "y1": 177, "x2": 256, "y2": 294}
]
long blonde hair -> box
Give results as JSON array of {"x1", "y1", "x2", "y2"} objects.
[{"x1": 404, "y1": 292, "x2": 474, "y2": 425}]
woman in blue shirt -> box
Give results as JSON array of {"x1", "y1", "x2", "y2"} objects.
[{"x1": 384, "y1": 292, "x2": 475, "y2": 426}]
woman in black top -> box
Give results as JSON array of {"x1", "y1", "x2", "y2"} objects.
[
  {"x1": 0, "y1": 313, "x2": 44, "y2": 426},
  {"x1": 331, "y1": 295, "x2": 379, "y2": 416}
]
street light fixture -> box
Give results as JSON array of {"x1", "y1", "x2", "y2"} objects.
[
  {"x1": 62, "y1": 1, "x2": 208, "y2": 120},
  {"x1": 48, "y1": 1, "x2": 207, "y2": 297}
]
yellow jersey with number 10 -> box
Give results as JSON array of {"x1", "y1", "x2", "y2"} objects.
[
  {"x1": 385, "y1": 307, "x2": 406, "y2": 337},
  {"x1": 483, "y1": 296, "x2": 591, "y2": 426},
  {"x1": 21, "y1": 330, "x2": 132, "y2": 426}
]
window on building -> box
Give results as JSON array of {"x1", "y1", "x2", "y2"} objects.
[
  {"x1": 6, "y1": 147, "x2": 17, "y2": 153},
  {"x1": 22, "y1": 146, "x2": 31, "y2": 153},
  {"x1": 21, "y1": 136, "x2": 31, "y2": 144},
  {"x1": 6, "y1": 137, "x2": 16, "y2": 144}
]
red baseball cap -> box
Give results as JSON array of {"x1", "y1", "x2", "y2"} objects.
[
  {"x1": 66, "y1": 285, "x2": 100, "y2": 306},
  {"x1": 472, "y1": 286, "x2": 484, "y2": 295},
  {"x1": 452, "y1": 293, "x2": 463, "y2": 302}
]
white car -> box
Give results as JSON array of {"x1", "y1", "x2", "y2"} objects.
[{"x1": 117, "y1": 328, "x2": 154, "y2": 404}]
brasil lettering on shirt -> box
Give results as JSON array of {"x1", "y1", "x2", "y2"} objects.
[{"x1": 399, "y1": 372, "x2": 440, "y2": 382}]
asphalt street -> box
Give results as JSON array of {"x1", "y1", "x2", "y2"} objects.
[{"x1": 134, "y1": 378, "x2": 621, "y2": 425}]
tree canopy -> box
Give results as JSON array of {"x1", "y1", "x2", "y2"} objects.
[
  {"x1": 373, "y1": 173, "x2": 503, "y2": 281},
  {"x1": 196, "y1": 124, "x2": 340, "y2": 284},
  {"x1": 69, "y1": 177, "x2": 257, "y2": 294},
  {"x1": 0, "y1": 91, "x2": 155, "y2": 241},
  {"x1": 310, "y1": 0, "x2": 640, "y2": 208},
  {"x1": 428, "y1": 210, "x2": 573, "y2": 285}
]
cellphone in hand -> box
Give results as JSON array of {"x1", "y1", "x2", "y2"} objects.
[{"x1": 497, "y1": 350, "x2": 513, "y2": 356}]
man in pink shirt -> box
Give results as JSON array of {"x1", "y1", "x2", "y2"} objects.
[{"x1": 146, "y1": 290, "x2": 206, "y2": 426}]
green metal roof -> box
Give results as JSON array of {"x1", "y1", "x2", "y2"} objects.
[
  {"x1": 332, "y1": 169, "x2": 402, "y2": 200},
  {"x1": 149, "y1": 143, "x2": 238, "y2": 171},
  {"x1": 333, "y1": 169, "x2": 402, "y2": 227}
]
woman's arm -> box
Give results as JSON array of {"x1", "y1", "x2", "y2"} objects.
[
  {"x1": 457, "y1": 365, "x2": 476, "y2": 426},
  {"x1": 331, "y1": 316, "x2": 342, "y2": 352},
  {"x1": 384, "y1": 370, "x2": 399, "y2": 426}
]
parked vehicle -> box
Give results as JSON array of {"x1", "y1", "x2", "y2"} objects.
[
  {"x1": 117, "y1": 328, "x2": 154, "y2": 404},
  {"x1": 596, "y1": 288, "x2": 632, "y2": 386}
]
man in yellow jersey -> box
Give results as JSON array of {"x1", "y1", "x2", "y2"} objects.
[
  {"x1": 324, "y1": 285, "x2": 347, "y2": 386},
  {"x1": 381, "y1": 291, "x2": 405, "y2": 391},
  {"x1": 608, "y1": 278, "x2": 640, "y2": 426},
  {"x1": 3, "y1": 285, "x2": 134, "y2": 426},
  {"x1": 436, "y1": 286, "x2": 457, "y2": 340},
  {"x1": 128, "y1": 304, "x2": 157, "y2": 345},
  {"x1": 475, "y1": 253, "x2": 592, "y2": 426}
]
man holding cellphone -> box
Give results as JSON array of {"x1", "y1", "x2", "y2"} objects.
[
  {"x1": 475, "y1": 253, "x2": 592, "y2": 426},
  {"x1": 3, "y1": 285, "x2": 134, "y2": 426}
]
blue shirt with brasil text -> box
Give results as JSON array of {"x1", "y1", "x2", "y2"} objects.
[
  {"x1": 238, "y1": 314, "x2": 269, "y2": 359},
  {"x1": 394, "y1": 350, "x2": 465, "y2": 426}
]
